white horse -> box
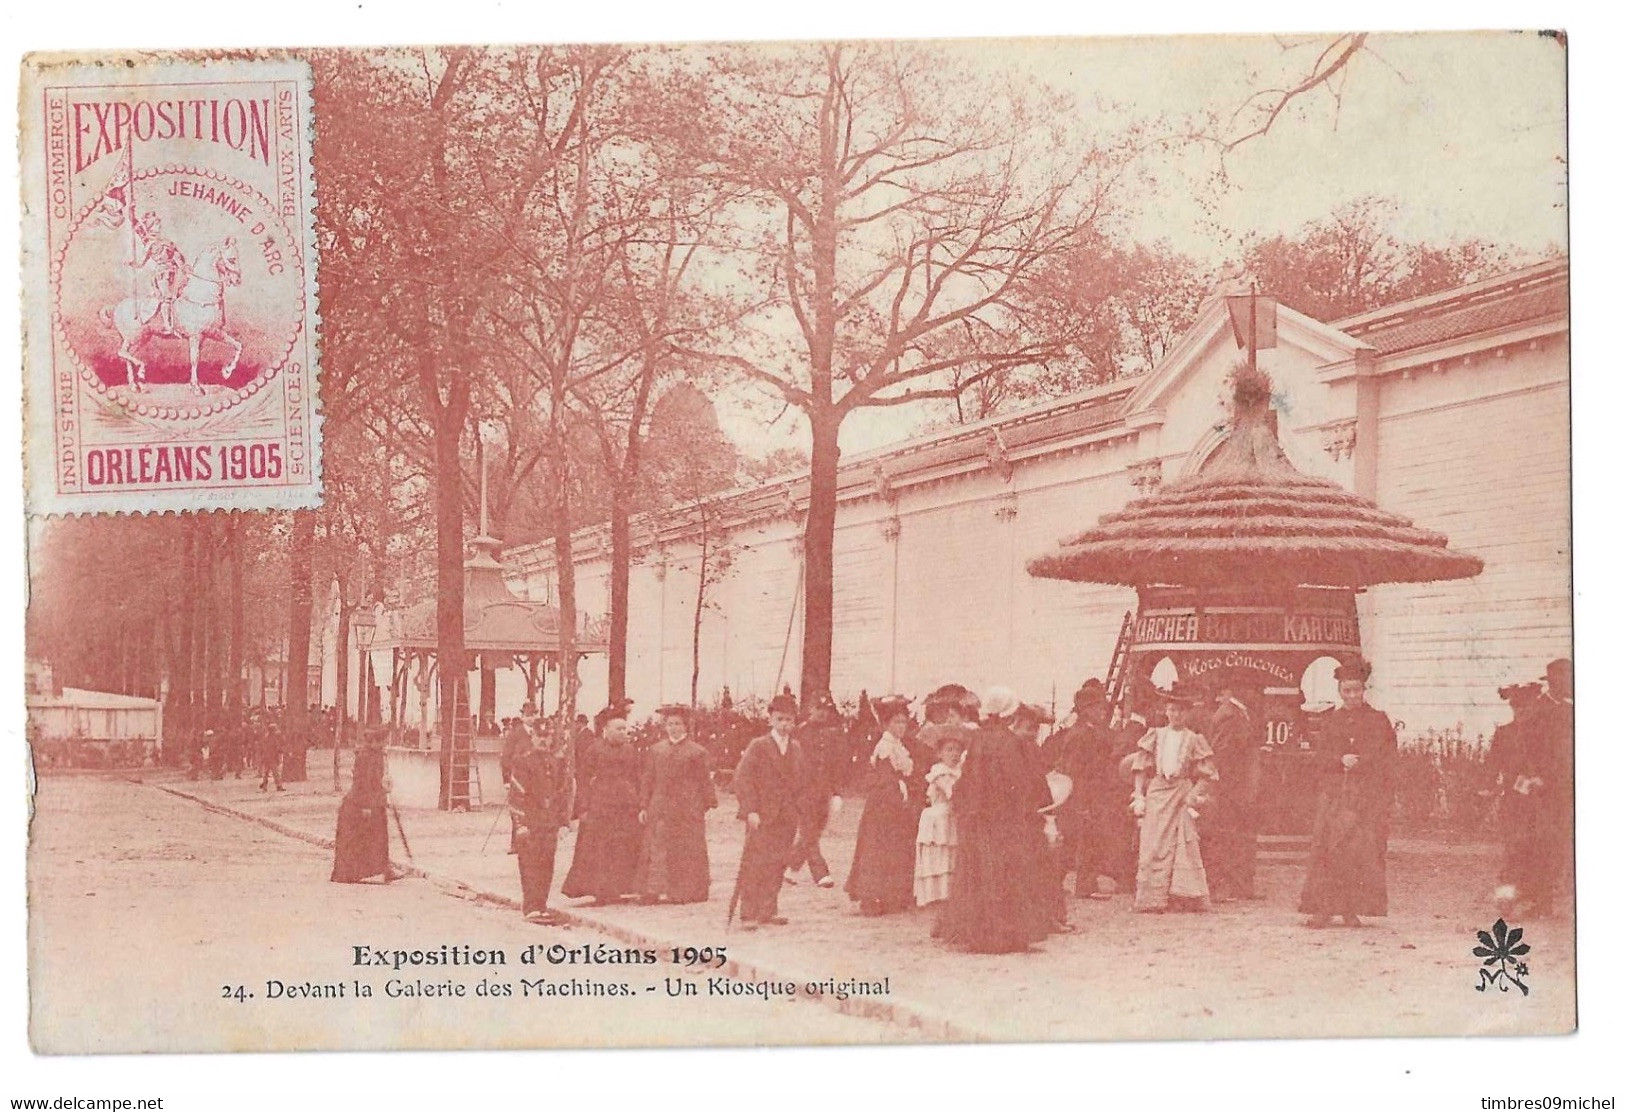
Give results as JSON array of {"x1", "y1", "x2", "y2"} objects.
[{"x1": 101, "y1": 238, "x2": 244, "y2": 395}]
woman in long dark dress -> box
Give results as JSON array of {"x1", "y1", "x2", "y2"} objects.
[
  {"x1": 1299, "y1": 658, "x2": 1397, "y2": 927},
  {"x1": 562, "y1": 715, "x2": 643, "y2": 904},
  {"x1": 331, "y1": 737, "x2": 392, "y2": 884},
  {"x1": 934, "y1": 688, "x2": 1053, "y2": 952},
  {"x1": 846, "y1": 696, "x2": 925, "y2": 916}
]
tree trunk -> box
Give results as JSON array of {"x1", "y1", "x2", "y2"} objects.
[
  {"x1": 547, "y1": 385, "x2": 580, "y2": 745},
  {"x1": 799, "y1": 411, "x2": 839, "y2": 706},
  {"x1": 158, "y1": 574, "x2": 177, "y2": 764},
  {"x1": 606, "y1": 489, "x2": 632, "y2": 708},
  {"x1": 333, "y1": 591, "x2": 351, "y2": 793},
  {"x1": 283, "y1": 510, "x2": 316, "y2": 782},
  {"x1": 799, "y1": 69, "x2": 842, "y2": 708},
  {"x1": 203, "y1": 518, "x2": 225, "y2": 732},
  {"x1": 193, "y1": 528, "x2": 212, "y2": 734},
  {"x1": 605, "y1": 370, "x2": 653, "y2": 709},
  {"x1": 173, "y1": 522, "x2": 198, "y2": 767},
  {"x1": 228, "y1": 514, "x2": 244, "y2": 749},
  {"x1": 433, "y1": 398, "x2": 469, "y2": 810},
  {"x1": 552, "y1": 478, "x2": 579, "y2": 729},
  {"x1": 478, "y1": 655, "x2": 497, "y2": 731},
  {"x1": 690, "y1": 529, "x2": 709, "y2": 708}
]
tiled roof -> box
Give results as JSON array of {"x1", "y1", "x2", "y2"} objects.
[
  {"x1": 711, "y1": 384, "x2": 1135, "y2": 522},
  {"x1": 1336, "y1": 264, "x2": 1568, "y2": 355},
  {"x1": 515, "y1": 259, "x2": 1570, "y2": 561},
  {"x1": 504, "y1": 384, "x2": 1138, "y2": 565}
]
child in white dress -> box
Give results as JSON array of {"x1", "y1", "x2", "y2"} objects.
[{"x1": 914, "y1": 734, "x2": 967, "y2": 906}]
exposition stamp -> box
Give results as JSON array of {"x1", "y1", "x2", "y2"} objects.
[{"x1": 20, "y1": 55, "x2": 321, "y2": 515}]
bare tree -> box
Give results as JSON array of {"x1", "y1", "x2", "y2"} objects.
[
  {"x1": 686, "y1": 505, "x2": 736, "y2": 709},
  {"x1": 1242, "y1": 195, "x2": 1522, "y2": 320},
  {"x1": 706, "y1": 42, "x2": 1147, "y2": 702},
  {"x1": 575, "y1": 177, "x2": 745, "y2": 708},
  {"x1": 482, "y1": 46, "x2": 746, "y2": 725},
  {"x1": 1194, "y1": 33, "x2": 1372, "y2": 160},
  {"x1": 644, "y1": 383, "x2": 741, "y2": 706}
]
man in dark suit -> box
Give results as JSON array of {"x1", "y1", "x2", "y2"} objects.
[
  {"x1": 499, "y1": 704, "x2": 539, "y2": 855},
  {"x1": 731, "y1": 693, "x2": 808, "y2": 928},
  {"x1": 1506, "y1": 658, "x2": 1573, "y2": 917},
  {"x1": 509, "y1": 717, "x2": 574, "y2": 925},
  {"x1": 1205, "y1": 681, "x2": 1263, "y2": 901},
  {"x1": 254, "y1": 712, "x2": 285, "y2": 792},
  {"x1": 784, "y1": 692, "x2": 845, "y2": 888},
  {"x1": 1045, "y1": 679, "x2": 1115, "y2": 899}
]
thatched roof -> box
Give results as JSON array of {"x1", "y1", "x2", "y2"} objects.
[{"x1": 1027, "y1": 366, "x2": 1485, "y2": 589}]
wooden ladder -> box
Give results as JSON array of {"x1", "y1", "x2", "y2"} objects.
[
  {"x1": 447, "y1": 682, "x2": 480, "y2": 811},
  {"x1": 1104, "y1": 609, "x2": 1136, "y2": 712}
]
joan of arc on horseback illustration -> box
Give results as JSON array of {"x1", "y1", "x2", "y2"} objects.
[
  {"x1": 128, "y1": 212, "x2": 189, "y2": 336},
  {"x1": 103, "y1": 206, "x2": 244, "y2": 396}
]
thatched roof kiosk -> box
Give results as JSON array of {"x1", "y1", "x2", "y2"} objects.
[
  {"x1": 1027, "y1": 363, "x2": 1485, "y2": 789},
  {"x1": 1028, "y1": 364, "x2": 1484, "y2": 590}
]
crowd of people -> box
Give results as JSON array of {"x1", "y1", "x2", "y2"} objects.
[
  {"x1": 325, "y1": 655, "x2": 1574, "y2": 948},
  {"x1": 181, "y1": 706, "x2": 326, "y2": 791}
]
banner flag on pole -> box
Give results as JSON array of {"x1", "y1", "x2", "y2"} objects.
[
  {"x1": 1226, "y1": 294, "x2": 1279, "y2": 351},
  {"x1": 93, "y1": 157, "x2": 133, "y2": 231}
]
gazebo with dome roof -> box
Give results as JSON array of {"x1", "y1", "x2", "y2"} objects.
[{"x1": 369, "y1": 474, "x2": 606, "y2": 809}]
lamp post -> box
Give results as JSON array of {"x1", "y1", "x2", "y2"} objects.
[
  {"x1": 354, "y1": 603, "x2": 377, "y2": 720},
  {"x1": 338, "y1": 602, "x2": 377, "y2": 793}
]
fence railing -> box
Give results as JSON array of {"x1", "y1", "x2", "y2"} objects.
[{"x1": 1392, "y1": 723, "x2": 1500, "y2": 837}]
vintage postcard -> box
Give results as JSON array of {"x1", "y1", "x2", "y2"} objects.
[
  {"x1": 19, "y1": 55, "x2": 321, "y2": 516},
  {"x1": 21, "y1": 33, "x2": 1572, "y2": 1053}
]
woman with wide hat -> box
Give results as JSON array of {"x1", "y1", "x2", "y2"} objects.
[
  {"x1": 1127, "y1": 683, "x2": 1217, "y2": 913},
  {"x1": 846, "y1": 695, "x2": 926, "y2": 916},
  {"x1": 1298, "y1": 657, "x2": 1398, "y2": 928},
  {"x1": 933, "y1": 687, "x2": 1055, "y2": 952}
]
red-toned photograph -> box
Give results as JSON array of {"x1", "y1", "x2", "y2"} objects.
[{"x1": 19, "y1": 31, "x2": 1573, "y2": 1053}]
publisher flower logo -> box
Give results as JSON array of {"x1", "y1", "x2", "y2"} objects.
[{"x1": 1472, "y1": 918, "x2": 1531, "y2": 997}]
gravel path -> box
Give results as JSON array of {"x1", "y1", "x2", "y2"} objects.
[
  {"x1": 29, "y1": 768, "x2": 1576, "y2": 1050},
  {"x1": 28, "y1": 776, "x2": 910, "y2": 1053}
]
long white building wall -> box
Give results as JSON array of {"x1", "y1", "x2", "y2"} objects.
[
  {"x1": 504, "y1": 292, "x2": 1569, "y2": 742},
  {"x1": 1361, "y1": 345, "x2": 1570, "y2": 736}
]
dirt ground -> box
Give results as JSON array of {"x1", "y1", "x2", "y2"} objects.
[
  {"x1": 28, "y1": 767, "x2": 1576, "y2": 1050},
  {"x1": 26, "y1": 776, "x2": 908, "y2": 1053}
]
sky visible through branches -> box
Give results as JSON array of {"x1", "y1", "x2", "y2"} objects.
[{"x1": 714, "y1": 32, "x2": 1565, "y2": 459}]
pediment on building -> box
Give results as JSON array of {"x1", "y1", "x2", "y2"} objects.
[{"x1": 1121, "y1": 297, "x2": 1373, "y2": 421}]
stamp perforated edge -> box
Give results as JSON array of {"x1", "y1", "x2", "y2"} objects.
[{"x1": 19, "y1": 51, "x2": 324, "y2": 518}]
